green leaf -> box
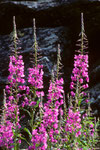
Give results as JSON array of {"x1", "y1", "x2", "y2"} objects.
[
  {"x1": 20, "y1": 108, "x2": 31, "y2": 117},
  {"x1": 33, "y1": 121, "x2": 41, "y2": 129},
  {"x1": 36, "y1": 143, "x2": 40, "y2": 148},
  {"x1": 18, "y1": 135, "x2": 30, "y2": 146},
  {"x1": 34, "y1": 99, "x2": 40, "y2": 108},
  {"x1": 80, "y1": 140, "x2": 88, "y2": 146},
  {"x1": 23, "y1": 128, "x2": 32, "y2": 139},
  {"x1": 12, "y1": 128, "x2": 16, "y2": 135},
  {"x1": 78, "y1": 99, "x2": 82, "y2": 107},
  {"x1": 88, "y1": 116, "x2": 94, "y2": 120}
]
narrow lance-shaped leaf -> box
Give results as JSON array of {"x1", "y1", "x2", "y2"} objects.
[{"x1": 23, "y1": 128, "x2": 32, "y2": 140}]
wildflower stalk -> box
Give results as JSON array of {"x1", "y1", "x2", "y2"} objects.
[
  {"x1": 13, "y1": 16, "x2": 18, "y2": 58},
  {"x1": 63, "y1": 92, "x2": 67, "y2": 119},
  {"x1": 13, "y1": 16, "x2": 20, "y2": 150},
  {"x1": 56, "y1": 44, "x2": 64, "y2": 149},
  {"x1": 44, "y1": 45, "x2": 64, "y2": 149},
  {"x1": 56, "y1": 44, "x2": 61, "y2": 80},
  {"x1": 2, "y1": 89, "x2": 6, "y2": 124},
  {"x1": 29, "y1": 18, "x2": 42, "y2": 131},
  {"x1": 70, "y1": 13, "x2": 89, "y2": 110},
  {"x1": 0, "y1": 90, "x2": 14, "y2": 149},
  {"x1": 87, "y1": 93, "x2": 91, "y2": 117},
  {"x1": 81, "y1": 13, "x2": 84, "y2": 54},
  {"x1": 33, "y1": 18, "x2": 37, "y2": 67},
  {"x1": 39, "y1": 95, "x2": 43, "y2": 120},
  {"x1": 4, "y1": 16, "x2": 24, "y2": 149},
  {"x1": 24, "y1": 18, "x2": 44, "y2": 146},
  {"x1": 75, "y1": 76, "x2": 80, "y2": 109}
]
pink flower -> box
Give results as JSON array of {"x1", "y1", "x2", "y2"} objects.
[
  {"x1": 70, "y1": 52, "x2": 89, "y2": 104},
  {"x1": 90, "y1": 124, "x2": 93, "y2": 128},
  {"x1": 75, "y1": 130, "x2": 81, "y2": 137},
  {"x1": 9, "y1": 96, "x2": 14, "y2": 101},
  {"x1": 85, "y1": 99, "x2": 89, "y2": 103},
  {"x1": 65, "y1": 108, "x2": 81, "y2": 135},
  {"x1": 43, "y1": 78, "x2": 64, "y2": 144},
  {"x1": 70, "y1": 82, "x2": 74, "y2": 89},
  {"x1": 0, "y1": 121, "x2": 14, "y2": 148},
  {"x1": 8, "y1": 55, "x2": 25, "y2": 86},
  {"x1": 79, "y1": 78, "x2": 83, "y2": 84},
  {"x1": 53, "y1": 123, "x2": 58, "y2": 129},
  {"x1": 36, "y1": 91, "x2": 44, "y2": 98},
  {"x1": 28, "y1": 65, "x2": 43, "y2": 89},
  {"x1": 29, "y1": 101, "x2": 36, "y2": 107},
  {"x1": 71, "y1": 91, "x2": 75, "y2": 97},
  {"x1": 29, "y1": 124, "x2": 47, "y2": 150}
]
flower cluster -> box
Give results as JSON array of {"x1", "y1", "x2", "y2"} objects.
[
  {"x1": 5, "y1": 55, "x2": 24, "y2": 125},
  {"x1": 43, "y1": 78, "x2": 64, "y2": 144},
  {"x1": 8, "y1": 55, "x2": 25, "y2": 86},
  {"x1": 22, "y1": 64, "x2": 44, "y2": 107},
  {"x1": 65, "y1": 108, "x2": 81, "y2": 137},
  {"x1": 0, "y1": 121, "x2": 14, "y2": 149},
  {"x1": 28, "y1": 64, "x2": 43, "y2": 90},
  {"x1": 0, "y1": 17, "x2": 24, "y2": 148},
  {"x1": 4, "y1": 101, "x2": 21, "y2": 129},
  {"x1": 89, "y1": 124, "x2": 94, "y2": 137},
  {"x1": 70, "y1": 54, "x2": 89, "y2": 102},
  {"x1": 2, "y1": 54, "x2": 25, "y2": 148},
  {"x1": 48, "y1": 78, "x2": 64, "y2": 103},
  {"x1": 29, "y1": 123, "x2": 47, "y2": 150}
]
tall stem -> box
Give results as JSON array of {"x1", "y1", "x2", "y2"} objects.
[
  {"x1": 57, "y1": 44, "x2": 61, "y2": 80},
  {"x1": 33, "y1": 18, "x2": 37, "y2": 67},
  {"x1": 13, "y1": 16, "x2": 19, "y2": 150},
  {"x1": 81, "y1": 13, "x2": 84, "y2": 54},
  {"x1": 13, "y1": 16, "x2": 18, "y2": 58}
]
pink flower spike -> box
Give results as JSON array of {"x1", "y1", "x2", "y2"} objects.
[
  {"x1": 79, "y1": 78, "x2": 83, "y2": 84},
  {"x1": 85, "y1": 99, "x2": 89, "y2": 103},
  {"x1": 9, "y1": 96, "x2": 14, "y2": 101},
  {"x1": 71, "y1": 91, "x2": 75, "y2": 97}
]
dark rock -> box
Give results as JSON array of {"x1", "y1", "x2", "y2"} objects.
[
  {"x1": 93, "y1": 109, "x2": 99, "y2": 116},
  {"x1": 90, "y1": 64, "x2": 100, "y2": 86},
  {"x1": 90, "y1": 97, "x2": 95, "y2": 103},
  {"x1": 19, "y1": 26, "x2": 68, "y2": 75},
  {"x1": 97, "y1": 95, "x2": 100, "y2": 101},
  {"x1": 89, "y1": 84, "x2": 100, "y2": 116},
  {"x1": 68, "y1": 0, "x2": 100, "y2": 2},
  {"x1": 90, "y1": 83, "x2": 100, "y2": 98},
  {"x1": 0, "y1": 0, "x2": 100, "y2": 35},
  {"x1": 0, "y1": 26, "x2": 68, "y2": 103}
]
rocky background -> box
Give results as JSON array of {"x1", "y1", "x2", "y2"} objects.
[{"x1": 0, "y1": 0, "x2": 100, "y2": 117}]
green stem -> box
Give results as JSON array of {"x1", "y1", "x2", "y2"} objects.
[
  {"x1": 81, "y1": 13, "x2": 84, "y2": 54},
  {"x1": 14, "y1": 105, "x2": 19, "y2": 150},
  {"x1": 57, "y1": 44, "x2": 60, "y2": 80},
  {"x1": 33, "y1": 18, "x2": 37, "y2": 67},
  {"x1": 31, "y1": 108, "x2": 34, "y2": 132},
  {"x1": 13, "y1": 16, "x2": 18, "y2": 58}
]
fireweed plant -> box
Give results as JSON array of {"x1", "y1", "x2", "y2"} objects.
[
  {"x1": 70, "y1": 13, "x2": 89, "y2": 109},
  {"x1": 0, "y1": 14, "x2": 99, "y2": 150}
]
